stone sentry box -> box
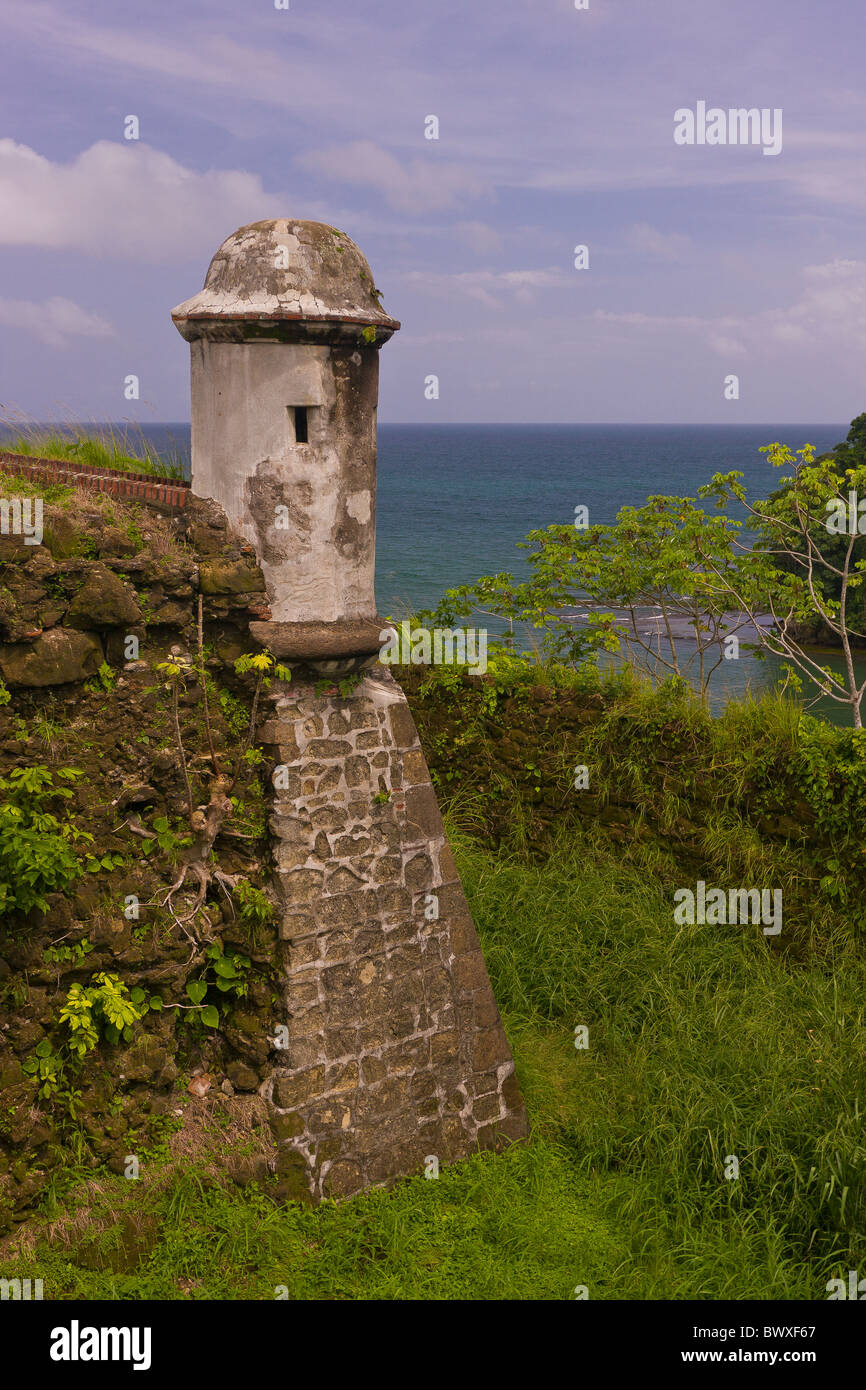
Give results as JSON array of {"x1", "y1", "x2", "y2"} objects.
[{"x1": 172, "y1": 220, "x2": 527, "y2": 1199}]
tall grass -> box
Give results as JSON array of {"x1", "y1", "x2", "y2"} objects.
[
  {"x1": 2, "y1": 825, "x2": 861, "y2": 1299},
  {"x1": 458, "y1": 823, "x2": 866, "y2": 1288},
  {"x1": 0, "y1": 415, "x2": 184, "y2": 481}
]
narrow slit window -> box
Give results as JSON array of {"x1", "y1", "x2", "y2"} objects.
[{"x1": 291, "y1": 406, "x2": 309, "y2": 444}]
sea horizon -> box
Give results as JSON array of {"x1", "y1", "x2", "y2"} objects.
[{"x1": 2, "y1": 419, "x2": 855, "y2": 718}]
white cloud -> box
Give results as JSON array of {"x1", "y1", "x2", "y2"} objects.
[
  {"x1": 402, "y1": 266, "x2": 573, "y2": 308},
  {"x1": 0, "y1": 139, "x2": 284, "y2": 261},
  {"x1": 592, "y1": 259, "x2": 866, "y2": 357},
  {"x1": 456, "y1": 221, "x2": 504, "y2": 256},
  {"x1": 0, "y1": 295, "x2": 114, "y2": 347},
  {"x1": 624, "y1": 223, "x2": 693, "y2": 260},
  {"x1": 298, "y1": 141, "x2": 489, "y2": 215}
]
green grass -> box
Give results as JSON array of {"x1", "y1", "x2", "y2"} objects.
[
  {"x1": 0, "y1": 422, "x2": 184, "y2": 481},
  {"x1": 461, "y1": 827, "x2": 865, "y2": 1286},
  {"x1": 2, "y1": 824, "x2": 861, "y2": 1299},
  {"x1": 0, "y1": 467, "x2": 74, "y2": 504}
]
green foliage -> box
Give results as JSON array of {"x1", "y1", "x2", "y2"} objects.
[
  {"x1": 22, "y1": 1039, "x2": 65, "y2": 1100},
  {"x1": 724, "y1": 419, "x2": 866, "y2": 640},
  {"x1": 699, "y1": 420, "x2": 866, "y2": 722},
  {"x1": 25, "y1": 972, "x2": 148, "y2": 1102},
  {"x1": 0, "y1": 767, "x2": 85, "y2": 917},
  {"x1": 205, "y1": 942, "x2": 251, "y2": 999},
  {"x1": 125, "y1": 516, "x2": 145, "y2": 548},
  {"x1": 415, "y1": 415, "x2": 866, "y2": 721},
  {"x1": 43, "y1": 936, "x2": 94, "y2": 972},
  {"x1": 421, "y1": 496, "x2": 755, "y2": 689},
  {"x1": 10, "y1": 821, "x2": 866, "y2": 1299},
  {"x1": 796, "y1": 717, "x2": 866, "y2": 870},
  {"x1": 183, "y1": 943, "x2": 252, "y2": 1031},
  {"x1": 138, "y1": 815, "x2": 192, "y2": 860},
  {"x1": 0, "y1": 677, "x2": 10, "y2": 707},
  {"x1": 32, "y1": 712, "x2": 63, "y2": 750},
  {"x1": 59, "y1": 972, "x2": 147, "y2": 1057},
  {"x1": 408, "y1": 657, "x2": 866, "y2": 944},
  {"x1": 95, "y1": 661, "x2": 117, "y2": 693},
  {"x1": 234, "y1": 651, "x2": 291, "y2": 685},
  {"x1": 156, "y1": 656, "x2": 192, "y2": 683},
  {"x1": 234, "y1": 879, "x2": 275, "y2": 929},
  {"x1": 460, "y1": 826, "x2": 866, "y2": 1276},
  {"x1": 82, "y1": 850, "x2": 126, "y2": 874},
  {"x1": 228, "y1": 791, "x2": 267, "y2": 839},
  {"x1": 218, "y1": 686, "x2": 248, "y2": 738}
]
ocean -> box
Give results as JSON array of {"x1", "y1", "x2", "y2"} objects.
[{"x1": 4, "y1": 421, "x2": 857, "y2": 719}]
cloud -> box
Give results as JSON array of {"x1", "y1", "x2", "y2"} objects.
[
  {"x1": 456, "y1": 221, "x2": 504, "y2": 256},
  {"x1": 298, "y1": 141, "x2": 489, "y2": 215},
  {"x1": 402, "y1": 266, "x2": 573, "y2": 308},
  {"x1": 0, "y1": 139, "x2": 283, "y2": 261},
  {"x1": 624, "y1": 223, "x2": 693, "y2": 260},
  {"x1": 592, "y1": 258, "x2": 866, "y2": 357},
  {"x1": 0, "y1": 295, "x2": 114, "y2": 347}
]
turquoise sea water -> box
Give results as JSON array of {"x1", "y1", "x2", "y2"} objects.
[{"x1": 4, "y1": 421, "x2": 858, "y2": 720}]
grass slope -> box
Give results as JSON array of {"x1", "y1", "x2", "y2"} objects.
[
  {"x1": 0, "y1": 424, "x2": 184, "y2": 481},
  {"x1": 2, "y1": 823, "x2": 861, "y2": 1300}
]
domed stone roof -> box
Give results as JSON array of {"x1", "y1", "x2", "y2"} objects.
[{"x1": 171, "y1": 219, "x2": 399, "y2": 342}]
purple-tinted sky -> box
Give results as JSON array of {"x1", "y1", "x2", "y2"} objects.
[{"x1": 0, "y1": 0, "x2": 863, "y2": 424}]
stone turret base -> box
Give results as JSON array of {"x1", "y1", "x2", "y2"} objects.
[{"x1": 259, "y1": 667, "x2": 527, "y2": 1200}]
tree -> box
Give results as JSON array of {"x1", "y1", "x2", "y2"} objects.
[
  {"x1": 699, "y1": 434, "x2": 866, "y2": 727},
  {"x1": 420, "y1": 496, "x2": 754, "y2": 697},
  {"x1": 758, "y1": 414, "x2": 866, "y2": 638}
]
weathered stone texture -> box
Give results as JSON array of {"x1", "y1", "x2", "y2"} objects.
[{"x1": 264, "y1": 666, "x2": 527, "y2": 1199}]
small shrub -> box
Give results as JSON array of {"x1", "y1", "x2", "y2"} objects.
[{"x1": 0, "y1": 767, "x2": 86, "y2": 916}]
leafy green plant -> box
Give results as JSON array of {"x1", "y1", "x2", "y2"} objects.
[
  {"x1": 207, "y1": 942, "x2": 251, "y2": 998},
  {"x1": 217, "y1": 686, "x2": 248, "y2": 738},
  {"x1": 43, "y1": 936, "x2": 94, "y2": 975},
  {"x1": 85, "y1": 661, "x2": 117, "y2": 694},
  {"x1": 138, "y1": 815, "x2": 192, "y2": 860},
  {"x1": 23, "y1": 972, "x2": 147, "y2": 1103},
  {"x1": 83, "y1": 850, "x2": 126, "y2": 874},
  {"x1": 59, "y1": 972, "x2": 148, "y2": 1057},
  {"x1": 181, "y1": 943, "x2": 252, "y2": 1032},
  {"x1": 699, "y1": 429, "x2": 866, "y2": 724},
  {"x1": 0, "y1": 767, "x2": 86, "y2": 916},
  {"x1": 22, "y1": 1039, "x2": 65, "y2": 1099},
  {"x1": 235, "y1": 878, "x2": 275, "y2": 929}
]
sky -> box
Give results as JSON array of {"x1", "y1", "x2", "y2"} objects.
[{"x1": 0, "y1": 0, "x2": 863, "y2": 425}]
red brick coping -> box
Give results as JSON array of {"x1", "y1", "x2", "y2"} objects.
[{"x1": 0, "y1": 451, "x2": 190, "y2": 510}]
